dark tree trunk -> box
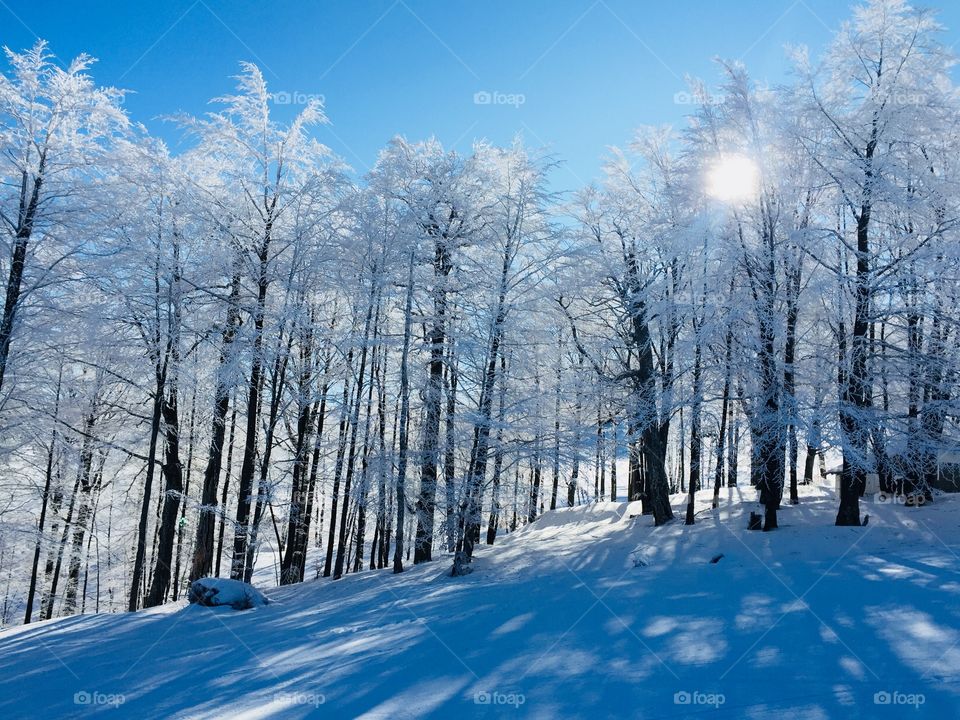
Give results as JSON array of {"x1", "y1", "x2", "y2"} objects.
[
  {"x1": 129, "y1": 379, "x2": 165, "y2": 611},
  {"x1": 628, "y1": 439, "x2": 643, "y2": 505},
  {"x1": 803, "y1": 442, "x2": 818, "y2": 486},
  {"x1": 486, "y1": 352, "x2": 508, "y2": 545},
  {"x1": 728, "y1": 403, "x2": 739, "y2": 487},
  {"x1": 836, "y1": 121, "x2": 877, "y2": 527},
  {"x1": 528, "y1": 449, "x2": 542, "y2": 524},
  {"x1": 686, "y1": 336, "x2": 703, "y2": 525},
  {"x1": 244, "y1": 326, "x2": 293, "y2": 582},
  {"x1": 394, "y1": 253, "x2": 415, "y2": 573},
  {"x1": 751, "y1": 316, "x2": 785, "y2": 532},
  {"x1": 280, "y1": 360, "x2": 315, "y2": 583},
  {"x1": 190, "y1": 270, "x2": 240, "y2": 581},
  {"x1": 550, "y1": 343, "x2": 562, "y2": 510},
  {"x1": 63, "y1": 413, "x2": 97, "y2": 615},
  {"x1": 0, "y1": 161, "x2": 44, "y2": 397},
  {"x1": 625, "y1": 240, "x2": 673, "y2": 525},
  {"x1": 610, "y1": 421, "x2": 618, "y2": 501},
  {"x1": 292, "y1": 380, "x2": 328, "y2": 582},
  {"x1": 25, "y1": 365, "x2": 62, "y2": 623},
  {"x1": 215, "y1": 402, "x2": 238, "y2": 577},
  {"x1": 353, "y1": 311, "x2": 381, "y2": 574},
  {"x1": 566, "y1": 357, "x2": 583, "y2": 507},
  {"x1": 231, "y1": 244, "x2": 271, "y2": 579},
  {"x1": 453, "y1": 245, "x2": 511, "y2": 574},
  {"x1": 712, "y1": 329, "x2": 732, "y2": 509},
  {"x1": 443, "y1": 343, "x2": 458, "y2": 553},
  {"x1": 372, "y1": 340, "x2": 390, "y2": 570},
  {"x1": 145, "y1": 386, "x2": 183, "y2": 607},
  {"x1": 173, "y1": 390, "x2": 196, "y2": 600},
  {"x1": 415, "y1": 237, "x2": 451, "y2": 564},
  {"x1": 324, "y1": 348, "x2": 353, "y2": 577},
  {"x1": 334, "y1": 282, "x2": 377, "y2": 579},
  {"x1": 596, "y1": 405, "x2": 606, "y2": 501},
  {"x1": 43, "y1": 470, "x2": 81, "y2": 620},
  {"x1": 785, "y1": 272, "x2": 800, "y2": 506},
  {"x1": 281, "y1": 330, "x2": 330, "y2": 584}
]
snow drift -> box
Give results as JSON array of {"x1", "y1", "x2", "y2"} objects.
[{"x1": 187, "y1": 578, "x2": 271, "y2": 610}]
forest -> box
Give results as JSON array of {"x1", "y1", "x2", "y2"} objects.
[{"x1": 0, "y1": 0, "x2": 958, "y2": 628}]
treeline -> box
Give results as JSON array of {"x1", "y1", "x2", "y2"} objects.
[{"x1": 0, "y1": 0, "x2": 957, "y2": 624}]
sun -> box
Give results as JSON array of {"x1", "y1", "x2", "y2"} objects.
[{"x1": 706, "y1": 155, "x2": 759, "y2": 203}]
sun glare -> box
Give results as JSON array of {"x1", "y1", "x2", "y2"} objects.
[{"x1": 706, "y1": 155, "x2": 760, "y2": 203}]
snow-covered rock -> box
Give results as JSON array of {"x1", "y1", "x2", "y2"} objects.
[{"x1": 187, "y1": 577, "x2": 270, "y2": 610}]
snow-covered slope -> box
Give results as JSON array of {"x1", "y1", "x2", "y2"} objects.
[{"x1": 2, "y1": 484, "x2": 959, "y2": 719}]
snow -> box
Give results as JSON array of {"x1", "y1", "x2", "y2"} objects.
[
  {"x1": 187, "y1": 578, "x2": 271, "y2": 610},
  {"x1": 2, "y1": 483, "x2": 959, "y2": 718}
]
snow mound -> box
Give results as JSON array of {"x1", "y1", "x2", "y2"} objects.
[
  {"x1": 517, "y1": 499, "x2": 637, "y2": 532},
  {"x1": 187, "y1": 577, "x2": 270, "y2": 610}
]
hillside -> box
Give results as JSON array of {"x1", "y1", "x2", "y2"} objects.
[{"x1": 1, "y1": 484, "x2": 958, "y2": 719}]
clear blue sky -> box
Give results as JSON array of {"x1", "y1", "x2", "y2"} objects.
[{"x1": 3, "y1": 0, "x2": 958, "y2": 189}]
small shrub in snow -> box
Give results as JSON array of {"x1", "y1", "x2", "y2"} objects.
[{"x1": 188, "y1": 578, "x2": 270, "y2": 610}]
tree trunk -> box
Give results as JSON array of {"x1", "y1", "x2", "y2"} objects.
[
  {"x1": 190, "y1": 270, "x2": 240, "y2": 581},
  {"x1": 323, "y1": 348, "x2": 354, "y2": 577},
  {"x1": 215, "y1": 401, "x2": 238, "y2": 578},
  {"x1": 785, "y1": 275, "x2": 800, "y2": 506},
  {"x1": 173, "y1": 389, "x2": 196, "y2": 599},
  {"x1": 281, "y1": 329, "x2": 329, "y2": 584},
  {"x1": 610, "y1": 420, "x2": 618, "y2": 502},
  {"x1": 145, "y1": 385, "x2": 183, "y2": 607},
  {"x1": 25, "y1": 364, "x2": 63, "y2": 623},
  {"x1": 230, "y1": 251, "x2": 269, "y2": 578},
  {"x1": 550, "y1": 341, "x2": 562, "y2": 510},
  {"x1": 686, "y1": 336, "x2": 703, "y2": 525},
  {"x1": 443, "y1": 342, "x2": 458, "y2": 553},
  {"x1": 836, "y1": 122, "x2": 877, "y2": 527},
  {"x1": 128, "y1": 378, "x2": 165, "y2": 611},
  {"x1": 372, "y1": 339, "x2": 390, "y2": 570},
  {"x1": 63, "y1": 414, "x2": 97, "y2": 615},
  {"x1": 486, "y1": 353, "x2": 508, "y2": 545},
  {"x1": 712, "y1": 329, "x2": 732, "y2": 509},
  {"x1": 244, "y1": 326, "x2": 293, "y2": 582},
  {"x1": 728, "y1": 402, "x2": 739, "y2": 487},
  {"x1": 334, "y1": 281, "x2": 377, "y2": 579},
  {"x1": 0, "y1": 162, "x2": 44, "y2": 397},
  {"x1": 353, "y1": 311, "x2": 381, "y2": 574},
  {"x1": 452, "y1": 251, "x2": 509, "y2": 573},
  {"x1": 394, "y1": 253, "x2": 415, "y2": 574},
  {"x1": 414, "y1": 238, "x2": 451, "y2": 564},
  {"x1": 528, "y1": 451, "x2": 542, "y2": 524},
  {"x1": 625, "y1": 242, "x2": 673, "y2": 525}
]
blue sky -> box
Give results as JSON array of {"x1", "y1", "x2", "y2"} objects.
[{"x1": 3, "y1": 1, "x2": 958, "y2": 188}]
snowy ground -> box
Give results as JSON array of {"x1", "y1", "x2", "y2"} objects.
[{"x1": 2, "y1": 483, "x2": 959, "y2": 719}]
